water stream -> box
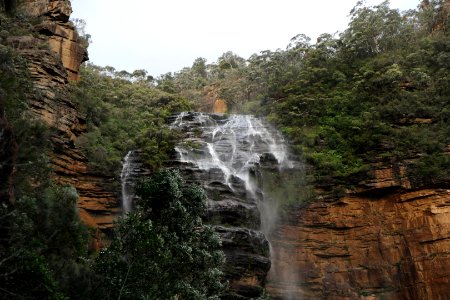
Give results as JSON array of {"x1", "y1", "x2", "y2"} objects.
[
  {"x1": 121, "y1": 150, "x2": 134, "y2": 214},
  {"x1": 173, "y1": 112, "x2": 295, "y2": 237},
  {"x1": 175, "y1": 114, "x2": 290, "y2": 176}
]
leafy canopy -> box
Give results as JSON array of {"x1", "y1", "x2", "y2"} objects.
[
  {"x1": 95, "y1": 169, "x2": 226, "y2": 300},
  {"x1": 71, "y1": 64, "x2": 190, "y2": 175}
]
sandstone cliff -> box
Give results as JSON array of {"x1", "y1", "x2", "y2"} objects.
[
  {"x1": 266, "y1": 165, "x2": 450, "y2": 299},
  {"x1": 5, "y1": 0, "x2": 119, "y2": 236}
]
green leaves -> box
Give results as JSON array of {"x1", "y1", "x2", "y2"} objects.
[
  {"x1": 71, "y1": 64, "x2": 190, "y2": 175},
  {"x1": 95, "y1": 170, "x2": 226, "y2": 299},
  {"x1": 343, "y1": 1, "x2": 405, "y2": 58},
  {"x1": 0, "y1": 185, "x2": 92, "y2": 299}
]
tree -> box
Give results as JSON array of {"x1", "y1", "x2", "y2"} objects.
[
  {"x1": 71, "y1": 64, "x2": 190, "y2": 175},
  {"x1": 95, "y1": 170, "x2": 226, "y2": 300},
  {"x1": 0, "y1": 186, "x2": 94, "y2": 300},
  {"x1": 342, "y1": 1, "x2": 405, "y2": 58},
  {"x1": 217, "y1": 51, "x2": 246, "y2": 71},
  {"x1": 192, "y1": 57, "x2": 208, "y2": 79},
  {"x1": 156, "y1": 72, "x2": 177, "y2": 93}
]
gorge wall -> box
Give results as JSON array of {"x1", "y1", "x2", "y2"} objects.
[
  {"x1": 266, "y1": 165, "x2": 450, "y2": 299},
  {"x1": 4, "y1": 0, "x2": 119, "y2": 236}
]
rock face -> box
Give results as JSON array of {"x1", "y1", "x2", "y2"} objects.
[
  {"x1": 213, "y1": 99, "x2": 228, "y2": 113},
  {"x1": 18, "y1": 0, "x2": 88, "y2": 81},
  {"x1": 5, "y1": 0, "x2": 119, "y2": 235},
  {"x1": 266, "y1": 165, "x2": 450, "y2": 299},
  {"x1": 168, "y1": 112, "x2": 294, "y2": 299}
]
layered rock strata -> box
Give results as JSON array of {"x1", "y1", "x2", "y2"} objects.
[
  {"x1": 5, "y1": 0, "x2": 119, "y2": 234},
  {"x1": 266, "y1": 166, "x2": 450, "y2": 299},
  {"x1": 18, "y1": 0, "x2": 87, "y2": 81}
]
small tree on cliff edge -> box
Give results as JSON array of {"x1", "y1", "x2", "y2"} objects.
[{"x1": 95, "y1": 169, "x2": 226, "y2": 300}]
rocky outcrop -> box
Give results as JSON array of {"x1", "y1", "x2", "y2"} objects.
[
  {"x1": 266, "y1": 165, "x2": 450, "y2": 299},
  {"x1": 217, "y1": 226, "x2": 271, "y2": 299},
  {"x1": 5, "y1": 0, "x2": 119, "y2": 235},
  {"x1": 18, "y1": 0, "x2": 87, "y2": 81},
  {"x1": 172, "y1": 159, "x2": 271, "y2": 299},
  {"x1": 213, "y1": 99, "x2": 228, "y2": 113},
  {"x1": 168, "y1": 112, "x2": 292, "y2": 299}
]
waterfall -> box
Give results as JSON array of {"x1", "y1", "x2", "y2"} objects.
[
  {"x1": 121, "y1": 150, "x2": 133, "y2": 214},
  {"x1": 172, "y1": 112, "x2": 305, "y2": 299},
  {"x1": 173, "y1": 112, "x2": 294, "y2": 234},
  {"x1": 174, "y1": 113, "x2": 292, "y2": 190}
]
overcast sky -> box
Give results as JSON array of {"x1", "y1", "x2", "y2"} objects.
[{"x1": 71, "y1": 0, "x2": 420, "y2": 77}]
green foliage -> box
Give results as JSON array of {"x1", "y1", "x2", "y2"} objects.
[
  {"x1": 170, "y1": 1, "x2": 450, "y2": 185},
  {"x1": 71, "y1": 64, "x2": 190, "y2": 175},
  {"x1": 0, "y1": 43, "x2": 31, "y2": 121},
  {"x1": 0, "y1": 185, "x2": 94, "y2": 299},
  {"x1": 342, "y1": 1, "x2": 405, "y2": 59},
  {"x1": 71, "y1": 18, "x2": 92, "y2": 47},
  {"x1": 411, "y1": 153, "x2": 450, "y2": 185},
  {"x1": 95, "y1": 169, "x2": 226, "y2": 299}
]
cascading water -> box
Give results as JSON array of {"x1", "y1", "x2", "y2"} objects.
[
  {"x1": 121, "y1": 150, "x2": 133, "y2": 214},
  {"x1": 172, "y1": 112, "x2": 305, "y2": 299},
  {"x1": 171, "y1": 112, "x2": 304, "y2": 299},
  {"x1": 175, "y1": 113, "x2": 291, "y2": 191}
]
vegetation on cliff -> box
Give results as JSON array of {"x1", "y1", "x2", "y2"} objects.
[
  {"x1": 0, "y1": 15, "x2": 93, "y2": 298},
  {"x1": 165, "y1": 0, "x2": 450, "y2": 185},
  {"x1": 71, "y1": 64, "x2": 190, "y2": 175}
]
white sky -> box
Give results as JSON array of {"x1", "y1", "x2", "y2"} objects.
[{"x1": 71, "y1": 0, "x2": 420, "y2": 77}]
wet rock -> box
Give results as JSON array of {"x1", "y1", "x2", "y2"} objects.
[
  {"x1": 215, "y1": 226, "x2": 271, "y2": 300},
  {"x1": 206, "y1": 199, "x2": 260, "y2": 229},
  {"x1": 169, "y1": 112, "x2": 292, "y2": 299}
]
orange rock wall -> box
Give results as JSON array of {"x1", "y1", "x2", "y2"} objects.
[
  {"x1": 11, "y1": 0, "x2": 119, "y2": 234},
  {"x1": 19, "y1": 0, "x2": 87, "y2": 81},
  {"x1": 267, "y1": 168, "x2": 450, "y2": 299},
  {"x1": 213, "y1": 99, "x2": 228, "y2": 114}
]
